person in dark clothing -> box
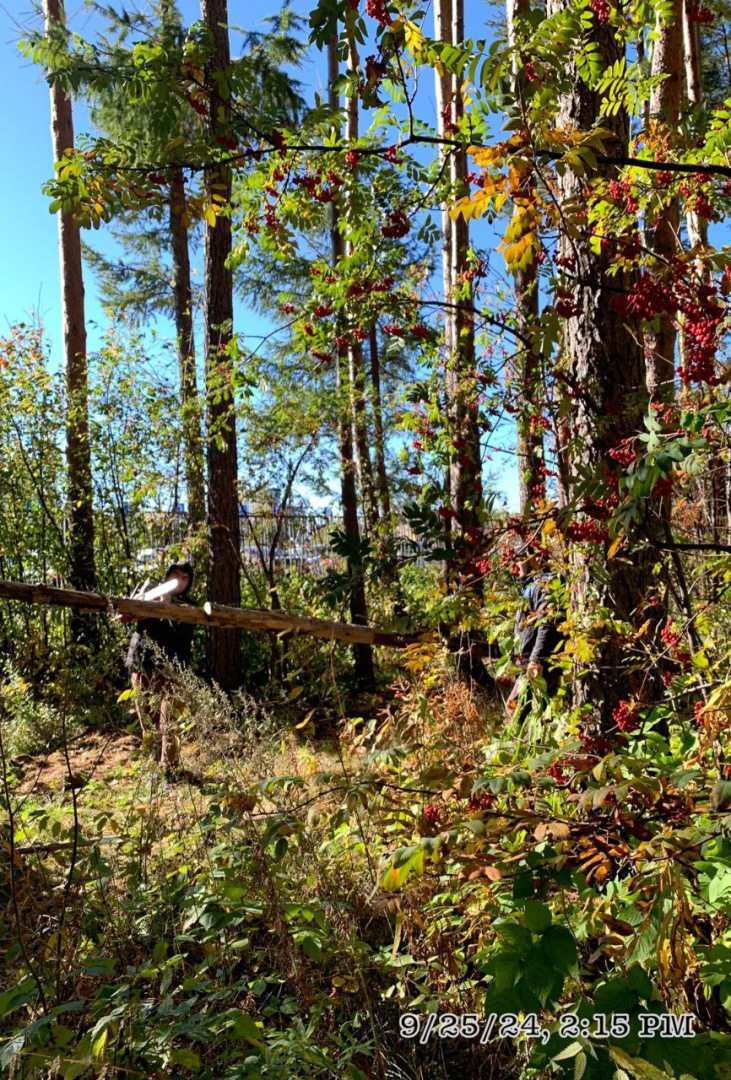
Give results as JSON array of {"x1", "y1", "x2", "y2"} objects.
[
  {"x1": 123, "y1": 562, "x2": 195, "y2": 773},
  {"x1": 506, "y1": 543, "x2": 565, "y2": 719}
]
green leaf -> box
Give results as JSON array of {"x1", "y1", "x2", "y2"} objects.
[
  {"x1": 541, "y1": 925, "x2": 578, "y2": 973},
  {"x1": 170, "y1": 1048, "x2": 201, "y2": 1070},
  {"x1": 522, "y1": 946, "x2": 559, "y2": 1005},
  {"x1": 524, "y1": 899, "x2": 552, "y2": 933},
  {"x1": 627, "y1": 964, "x2": 653, "y2": 1001},
  {"x1": 232, "y1": 1012, "x2": 266, "y2": 1049},
  {"x1": 496, "y1": 922, "x2": 533, "y2": 952}
]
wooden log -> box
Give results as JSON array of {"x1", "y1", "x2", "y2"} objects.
[{"x1": 0, "y1": 580, "x2": 422, "y2": 649}]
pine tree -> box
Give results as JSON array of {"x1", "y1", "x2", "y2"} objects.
[
  {"x1": 44, "y1": 0, "x2": 97, "y2": 614},
  {"x1": 328, "y1": 32, "x2": 376, "y2": 689},
  {"x1": 200, "y1": 0, "x2": 242, "y2": 691},
  {"x1": 546, "y1": 0, "x2": 657, "y2": 728},
  {"x1": 82, "y1": 0, "x2": 206, "y2": 530}
]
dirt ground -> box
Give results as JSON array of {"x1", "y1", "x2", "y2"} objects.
[{"x1": 12, "y1": 728, "x2": 141, "y2": 795}]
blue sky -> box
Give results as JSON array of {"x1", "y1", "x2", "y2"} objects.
[{"x1": 1, "y1": 0, "x2": 520, "y2": 508}]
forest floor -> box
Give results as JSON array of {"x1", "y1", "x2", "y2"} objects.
[{"x1": 12, "y1": 727, "x2": 141, "y2": 795}]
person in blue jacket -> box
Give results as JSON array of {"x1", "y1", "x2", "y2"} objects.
[{"x1": 506, "y1": 542, "x2": 565, "y2": 718}]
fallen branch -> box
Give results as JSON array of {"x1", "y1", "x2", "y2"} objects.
[
  {"x1": 14, "y1": 836, "x2": 123, "y2": 856},
  {"x1": 0, "y1": 580, "x2": 423, "y2": 649}
]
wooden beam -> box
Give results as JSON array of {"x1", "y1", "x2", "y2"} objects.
[{"x1": 0, "y1": 580, "x2": 422, "y2": 649}]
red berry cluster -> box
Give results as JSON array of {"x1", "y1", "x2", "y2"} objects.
[
  {"x1": 681, "y1": 297, "x2": 722, "y2": 385},
  {"x1": 441, "y1": 102, "x2": 458, "y2": 135},
  {"x1": 689, "y1": 3, "x2": 715, "y2": 20},
  {"x1": 424, "y1": 804, "x2": 443, "y2": 825},
  {"x1": 608, "y1": 438, "x2": 638, "y2": 467},
  {"x1": 383, "y1": 323, "x2": 405, "y2": 338},
  {"x1": 184, "y1": 90, "x2": 208, "y2": 116},
  {"x1": 501, "y1": 549, "x2": 520, "y2": 576},
  {"x1": 467, "y1": 792, "x2": 495, "y2": 812},
  {"x1": 311, "y1": 349, "x2": 332, "y2": 362},
  {"x1": 579, "y1": 730, "x2": 614, "y2": 756},
  {"x1": 366, "y1": 0, "x2": 392, "y2": 26},
  {"x1": 607, "y1": 177, "x2": 638, "y2": 214},
  {"x1": 382, "y1": 209, "x2": 411, "y2": 239},
  {"x1": 589, "y1": 0, "x2": 611, "y2": 21},
  {"x1": 660, "y1": 623, "x2": 681, "y2": 649},
  {"x1": 382, "y1": 145, "x2": 402, "y2": 164},
  {"x1": 613, "y1": 264, "x2": 725, "y2": 385},
  {"x1": 565, "y1": 520, "x2": 610, "y2": 544},
  {"x1": 270, "y1": 129, "x2": 287, "y2": 153},
  {"x1": 365, "y1": 54, "x2": 387, "y2": 83},
  {"x1": 555, "y1": 287, "x2": 581, "y2": 319},
  {"x1": 612, "y1": 700, "x2": 641, "y2": 733},
  {"x1": 293, "y1": 174, "x2": 336, "y2": 203},
  {"x1": 546, "y1": 763, "x2": 568, "y2": 782},
  {"x1": 313, "y1": 304, "x2": 333, "y2": 318},
  {"x1": 661, "y1": 622, "x2": 691, "y2": 665},
  {"x1": 651, "y1": 475, "x2": 674, "y2": 500}
]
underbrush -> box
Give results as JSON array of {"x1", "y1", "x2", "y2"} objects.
[{"x1": 3, "y1": 646, "x2": 731, "y2": 1079}]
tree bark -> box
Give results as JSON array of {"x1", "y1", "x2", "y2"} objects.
[
  {"x1": 45, "y1": 0, "x2": 97, "y2": 605},
  {"x1": 645, "y1": 0, "x2": 683, "y2": 400},
  {"x1": 507, "y1": 0, "x2": 544, "y2": 515},
  {"x1": 169, "y1": 169, "x2": 206, "y2": 530},
  {"x1": 681, "y1": 0, "x2": 728, "y2": 541},
  {"x1": 435, "y1": 0, "x2": 455, "y2": 556},
  {"x1": 547, "y1": 0, "x2": 657, "y2": 728},
  {"x1": 436, "y1": 0, "x2": 482, "y2": 562},
  {"x1": 683, "y1": 0, "x2": 703, "y2": 105},
  {"x1": 449, "y1": 0, "x2": 482, "y2": 541},
  {"x1": 345, "y1": 31, "x2": 379, "y2": 537},
  {"x1": 328, "y1": 33, "x2": 375, "y2": 688},
  {"x1": 201, "y1": 0, "x2": 242, "y2": 691},
  {"x1": 369, "y1": 327, "x2": 392, "y2": 521}
]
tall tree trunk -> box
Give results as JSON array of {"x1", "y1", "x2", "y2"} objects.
[
  {"x1": 201, "y1": 0, "x2": 242, "y2": 691},
  {"x1": 449, "y1": 0, "x2": 482, "y2": 542},
  {"x1": 682, "y1": 0, "x2": 703, "y2": 105},
  {"x1": 645, "y1": 0, "x2": 683, "y2": 401},
  {"x1": 547, "y1": 0, "x2": 658, "y2": 728},
  {"x1": 169, "y1": 169, "x2": 206, "y2": 531},
  {"x1": 435, "y1": 0, "x2": 455, "y2": 559},
  {"x1": 369, "y1": 327, "x2": 392, "y2": 522},
  {"x1": 345, "y1": 31, "x2": 379, "y2": 537},
  {"x1": 328, "y1": 34, "x2": 375, "y2": 689},
  {"x1": 682, "y1": 0, "x2": 728, "y2": 540},
  {"x1": 45, "y1": 0, "x2": 97, "y2": 607},
  {"x1": 435, "y1": 0, "x2": 482, "y2": 565},
  {"x1": 507, "y1": 0, "x2": 544, "y2": 515}
]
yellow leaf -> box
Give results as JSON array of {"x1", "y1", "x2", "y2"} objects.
[
  {"x1": 469, "y1": 143, "x2": 508, "y2": 167},
  {"x1": 607, "y1": 534, "x2": 624, "y2": 560},
  {"x1": 450, "y1": 190, "x2": 491, "y2": 222},
  {"x1": 404, "y1": 19, "x2": 425, "y2": 57},
  {"x1": 295, "y1": 709, "x2": 315, "y2": 729}
]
